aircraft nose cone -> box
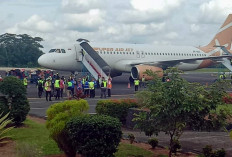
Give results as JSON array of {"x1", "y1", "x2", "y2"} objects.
[{"x1": 38, "y1": 55, "x2": 46, "y2": 67}]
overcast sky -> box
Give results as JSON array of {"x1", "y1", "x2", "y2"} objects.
[{"x1": 0, "y1": 0, "x2": 232, "y2": 52}]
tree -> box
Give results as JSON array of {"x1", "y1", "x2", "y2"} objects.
[
  {"x1": 0, "y1": 76, "x2": 29, "y2": 125},
  {"x1": 0, "y1": 33, "x2": 44, "y2": 67},
  {"x1": 134, "y1": 68, "x2": 229, "y2": 157}
]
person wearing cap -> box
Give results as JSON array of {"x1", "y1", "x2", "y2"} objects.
[
  {"x1": 45, "y1": 78, "x2": 52, "y2": 101},
  {"x1": 37, "y1": 78, "x2": 44, "y2": 98}
]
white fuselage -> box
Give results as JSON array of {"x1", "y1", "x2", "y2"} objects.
[{"x1": 38, "y1": 42, "x2": 211, "y2": 73}]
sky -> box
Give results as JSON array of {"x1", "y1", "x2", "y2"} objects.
[{"x1": 0, "y1": 0, "x2": 232, "y2": 52}]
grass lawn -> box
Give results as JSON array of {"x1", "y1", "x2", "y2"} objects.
[
  {"x1": 7, "y1": 119, "x2": 60, "y2": 156},
  {"x1": 7, "y1": 119, "x2": 153, "y2": 157}
]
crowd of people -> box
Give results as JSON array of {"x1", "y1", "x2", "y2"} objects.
[{"x1": 32, "y1": 73, "x2": 113, "y2": 101}]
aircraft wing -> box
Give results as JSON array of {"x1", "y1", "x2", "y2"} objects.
[{"x1": 127, "y1": 54, "x2": 232, "y2": 69}]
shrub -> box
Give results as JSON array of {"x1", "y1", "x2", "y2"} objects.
[
  {"x1": 0, "y1": 112, "x2": 14, "y2": 145},
  {"x1": 96, "y1": 99, "x2": 138, "y2": 124},
  {"x1": 223, "y1": 93, "x2": 232, "y2": 104},
  {"x1": 46, "y1": 99, "x2": 89, "y2": 157},
  {"x1": 202, "y1": 145, "x2": 226, "y2": 157},
  {"x1": 170, "y1": 139, "x2": 181, "y2": 154},
  {"x1": 67, "y1": 114, "x2": 122, "y2": 157},
  {"x1": 202, "y1": 145, "x2": 213, "y2": 157},
  {"x1": 148, "y1": 138, "x2": 159, "y2": 149},
  {"x1": 128, "y1": 133, "x2": 135, "y2": 144},
  {"x1": 214, "y1": 148, "x2": 226, "y2": 157},
  {"x1": 0, "y1": 76, "x2": 29, "y2": 125}
]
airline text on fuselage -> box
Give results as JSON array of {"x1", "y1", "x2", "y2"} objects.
[{"x1": 93, "y1": 47, "x2": 133, "y2": 52}]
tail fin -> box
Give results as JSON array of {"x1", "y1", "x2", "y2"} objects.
[{"x1": 206, "y1": 14, "x2": 232, "y2": 50}]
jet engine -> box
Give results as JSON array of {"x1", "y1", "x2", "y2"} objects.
[{"x1": 131, "y1": 65, "x2": 163, "y2": 80}]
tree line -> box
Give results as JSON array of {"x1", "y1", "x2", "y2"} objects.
[{"x1": 0, "y1": 33, "x2": 44, "y2": 67}]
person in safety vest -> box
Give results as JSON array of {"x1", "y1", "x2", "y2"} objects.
[
  {"x1": 89, "y1": 78, "x2": 95, "y2": 98},
  {"x1": 100, "y1": 77, "x2": 107, "y2": 98},
  {"x1": 141, "y1": 75, "x2": 146, "y2": 88},
  {"x1": 67, "y1": 79, "x2": 72, "y2": 100},
  {"x1": 44, "y1": 77, "x2": 52, "y2": 101},
  {"x1": 107, "y1": 76, "x2": 112, "y2": 97},
  {"x1": 23, "y1": 76, "x2": 28, "y2": 88},
  {"x1": 81, "y1": 77, "x2": 86, "y2": 92},
  {"x1": 134, "y1": 78, "x2": 140, "y2": 91},
  {"x1": 84, "y1": 79, "x2": 90, "y2": 97},
  {"x1": 37, "y1": 78, "x2": 44, "y2": 98},
  {"x1": 54, "y1": 76, "x2": 60, "y2": 100}
]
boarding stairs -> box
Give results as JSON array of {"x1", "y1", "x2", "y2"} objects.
[{"x1": 79, "y1": 41, "x2": 111, "y2": 80}]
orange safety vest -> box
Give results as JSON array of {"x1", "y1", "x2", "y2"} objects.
[{"x1": 107, "y1": 80, "x2": 112, "y2": 89}]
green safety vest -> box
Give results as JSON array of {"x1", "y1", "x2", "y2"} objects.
[
  {"x1": 89, "y1": 81, "x2": 95, "y2": 89},
  {"x1": 23, "y1": 78, "x2": 27, "y2": 86},
  {"x1": 68, "y1": 81, "x2": 72, "y2": 87},
  {"x1": 55, "y1": 80, "x2": 60, "y2": 88},
  {"x1": 142, "y1": 77, "x2": 145, "y2": 82},
  {"x1": 45, "y1": 81, "x2": 51, "y2": 91},
  {"x1": 103, "y1": 81, "x2": 107, "y2": 88},
  {"x1": 134, "y1": 80, "x2": 139, "y2": 85},
  {"x1": 82, "y1": 78, "x2": 86, "y2": 84}
]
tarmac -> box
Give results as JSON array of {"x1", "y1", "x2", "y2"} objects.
[{"x1": 1, "y1": 70, "x2": 232, "y2": 156}]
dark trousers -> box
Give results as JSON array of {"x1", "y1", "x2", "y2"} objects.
[
  {"x1": 107, "y1": 89, "x2": 111, "y2": 97},
  {"x1": 46, "y1": 91, "x2": 52, "y2": 101},
  {"x1": 38, "y1": 87, "x2": 43, "y2": 98},
  {"x1": 84, "y1": 89, "x2": 89, "y2": 97},
  {"x1": 135, "y1": 85, "x2": 139, "y2": 91},
  {"x1": 101, "y1": 88, "x2": 106, "y2": 98},
  {"x1": 90, "y1": 89, "x2": 95, "y2": 98},
  {"x1": 71, "y1": 88, "x2": 74, "y2": 96},
  {"x1": 55, "y1": 88, "x2": 60, "y2": 99},
  {"x1": 60, "y1": 88, "x2": 64, "y2": 98}
]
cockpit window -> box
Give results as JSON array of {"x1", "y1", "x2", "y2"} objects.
[
  {"x1": 61, "y1": 49, "x2": 66, "y2": 53},
  {"x1": 56, "y1": 49, "x2": 61, "y2": 53},
  {"x1": 49, "y1": 49, "x2": 56, "y2": 53}
]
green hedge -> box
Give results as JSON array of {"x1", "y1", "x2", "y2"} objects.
[
  {"x1": 96, "y1": 99, "x2": 138, "y2": 124},
  {"x1": 0, "y1": 76, "x2": 29, "y2": 125},
  {"x1": 46, "y1": 99, "x2": 89, "y2": 157},
  {"x1": 67, "y1": 115, "x2": 122, "y2": 157}
]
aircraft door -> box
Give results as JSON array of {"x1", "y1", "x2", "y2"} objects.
[
  {"x1": 74, "y1": 44, "x2": 83, "y2": 61},
  {"x1": 136, "y1": 51, "x2": 140, "y2": 58}
]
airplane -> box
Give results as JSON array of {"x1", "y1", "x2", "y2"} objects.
[{"x1": 38, "y1": 14, "x2": 232, "y2": 80}]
